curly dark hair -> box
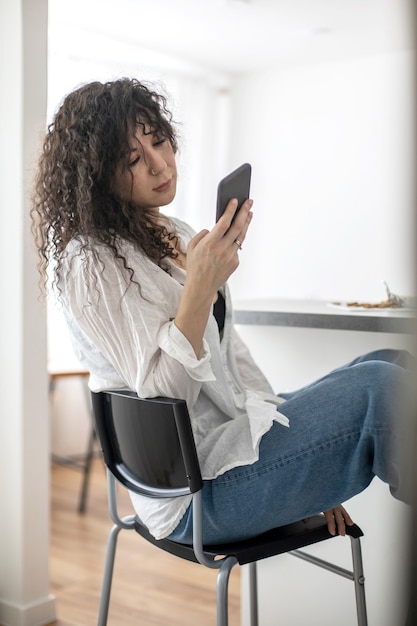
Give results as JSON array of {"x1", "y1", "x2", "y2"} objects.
[{"x1": 31, "y1": 77, "x2": 180, "y2": 295}]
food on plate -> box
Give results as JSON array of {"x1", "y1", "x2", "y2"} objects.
[{"x1": 332, "y1": 299, "x2": 403, "y2": 309}]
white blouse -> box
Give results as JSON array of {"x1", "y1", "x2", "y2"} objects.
[{"x1": 61, "y1": 217, "x2": 289, "y2": 539}]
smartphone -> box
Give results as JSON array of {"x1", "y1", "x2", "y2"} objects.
[{"x1": 215, "y1": 163, "x2": 252, "y2": 222}]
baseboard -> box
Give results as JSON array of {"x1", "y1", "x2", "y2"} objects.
[{"x1": 0, "y1": 594, "x2": 56, "y2": 626}]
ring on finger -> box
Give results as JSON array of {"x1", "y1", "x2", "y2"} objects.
[{"x1": 234, "y1": 239, "x2": 243, "y2": 250}]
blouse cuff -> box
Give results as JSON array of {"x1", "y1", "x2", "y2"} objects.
[{"x1": 157, "y1": 321, "x2": 216, "y2": 382}]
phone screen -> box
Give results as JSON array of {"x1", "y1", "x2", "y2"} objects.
[{"x1": 216, "y1": 163, "x2": 251, "y2": 222}]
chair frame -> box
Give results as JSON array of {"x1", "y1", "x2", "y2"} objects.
[{"x1": 91, "y1": 390, "x2": 368, "y2": 626}]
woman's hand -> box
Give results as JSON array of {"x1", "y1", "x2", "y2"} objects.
[
  {"x1": 186, "y1": 197, "x2": 253, "y2": 294},
  {"x1": 323, "y1": 505, "x2": 354, "y2": 536},
  {"x1": 174, "y1": 197, "x2": 253, "y2": 357}
]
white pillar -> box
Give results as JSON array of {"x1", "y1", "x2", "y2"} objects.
[{"x1": 0, "y1": 0, "x2": 56, "y2": 624}]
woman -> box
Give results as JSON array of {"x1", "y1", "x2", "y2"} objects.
[{"x1": 32, "y1": 77, "x2": 412, "y2": 545}]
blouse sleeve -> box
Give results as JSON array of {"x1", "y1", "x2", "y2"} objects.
[{"x1": 63, "y1": 244, "x2": 216, "y2": 409}]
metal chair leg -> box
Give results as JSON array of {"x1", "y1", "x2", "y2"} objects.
[
  {"x1": 216, "y1": 556, "x2": 238, "y2": 626},
  {"x1": 350, "y1": 536, "x2": 368, "y2": 626},
  {"x1": 248, "y1": 562, "x2": 259, "y2": 626},
  {"x1": 98, "y1": 523, "x2": 122, "y2": 626},
  {"x1": 78, "y1": 426, "x2": 96, "y2": 513}
]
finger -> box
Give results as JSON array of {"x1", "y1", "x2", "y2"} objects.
[
  {"x1": 333, "y1": 507, "x2": 347, "y2": 536},
  {"x1": 231, "y1": 198, "x2": 253, "y2": 231},
  {"x1": 223, "y1": 197, "x2": 253, "y2": 234},
  {"x1": 324, "y1": 506, "x2": 354, "y2": 537},
  {"x1": 188, "y1": 229, "x2": 210, "y2": 251},
  {"x1": 324, "y1": 510, "x2": 337, "y2": 536},
  {"x1": 225, "y1": 199, "x2": 253, "y2": 246},
  {"x1": 231, "y1": 213, "x2": 253, "y2": 253},
  {"x1": 216, "y1": 198, "x2": 240, "y2": 232},
  {"x1": 339, "y1": 505, "x2": 354, "y2": 526},
  {"x1": 237, "y1": 202, "x2": 253, "y2": 240}
]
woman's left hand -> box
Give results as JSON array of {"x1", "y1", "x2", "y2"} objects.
[{"x1": 323, "y1": 505, "x2": 354, "y2": 536}]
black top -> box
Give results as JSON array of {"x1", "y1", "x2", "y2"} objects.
[{"x1": 213, "y1": 291, "x2": 226, "y2": 333}]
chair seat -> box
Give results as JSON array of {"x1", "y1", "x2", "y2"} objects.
[{"x1": 134, "y1": 514, "x2": 364, "y2": 566}]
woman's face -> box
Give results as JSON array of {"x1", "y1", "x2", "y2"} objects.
[{"x1": 113, "y1": 124, "x2": 177, "y2": 210}]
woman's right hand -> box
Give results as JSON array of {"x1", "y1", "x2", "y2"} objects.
[{"x1": 174, "y1": 197, "x2": 253, "y2": 357}]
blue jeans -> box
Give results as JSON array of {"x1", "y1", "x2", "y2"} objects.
[{"x1": 168, "y1": 349, "x2": 414, "y2": 545}]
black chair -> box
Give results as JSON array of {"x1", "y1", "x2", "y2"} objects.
[{"x1": 91, "y1": 389, "x2": 368, "y2": 626}]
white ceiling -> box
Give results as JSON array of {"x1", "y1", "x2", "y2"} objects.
[{"x1": 49, "y1": 0, "x2": 414, "y2": 75}]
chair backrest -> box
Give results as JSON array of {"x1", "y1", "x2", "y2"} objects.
[{"x1": 91, "y1": 391, "x2": 203, "y2": 498}]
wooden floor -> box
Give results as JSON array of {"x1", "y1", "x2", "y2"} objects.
[{"x1": 49, "y1": 458, "x2": 241, "y2": 626}]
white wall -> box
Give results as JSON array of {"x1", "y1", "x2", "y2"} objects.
[{"x1": 228, "y1": 51, "x2": 415, "y2": 304}]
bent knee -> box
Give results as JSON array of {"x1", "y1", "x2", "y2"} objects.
[{"x1": 353, "y1": 359, "x2": 402, "y2": 383}]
